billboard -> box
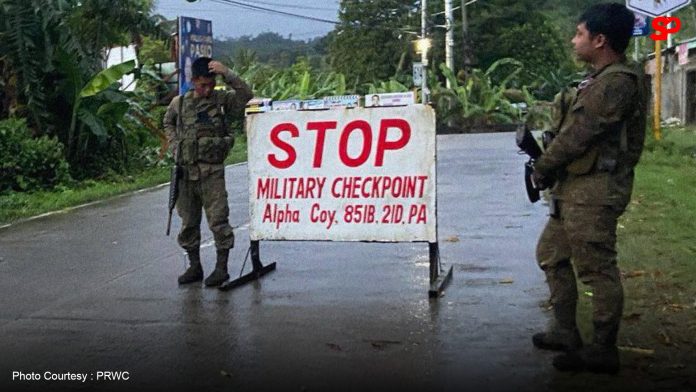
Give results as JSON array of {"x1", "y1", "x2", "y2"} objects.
[
  {"x1": 246, "y1": 105, "x2": 437, "y2": 242},
  {"x1": 178, "y1": 16, "x2": 213, "y2": 94}
]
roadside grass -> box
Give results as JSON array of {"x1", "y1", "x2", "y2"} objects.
[
  {"x1": 0, "y1": 137, "x2": 248, "y2": 225},
  {"x1": 574, "y1": 126, "x2": 696, "y2": 386}
]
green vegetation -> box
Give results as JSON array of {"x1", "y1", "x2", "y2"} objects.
[
  {"x1": 0, "y1": 0, "x2": 165, "y2": 180},
  {"x1": 0, "y1": 138, "x2": 247, "y2": 225},
  {"x1": 215, "y1": 33, "x2": 328, "y2": 69},
  {"x1": 434, "y1": 59, "x2": 525, "y2": 128},
  {"x1": 328, "y1": 0, "x2": 417, "y2": 85},
  {"x1": 0, "y1": 118, "x2": 70, "y2": 192}
]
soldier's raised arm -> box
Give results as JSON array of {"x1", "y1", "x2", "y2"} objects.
[{"x1": 208, "y1": 61, "x2": 253, "y2": 113}]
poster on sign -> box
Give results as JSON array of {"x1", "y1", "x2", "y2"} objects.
[
  {"x1": 365, "y1": 92, "x2": 416, "y2": 107},
  {"x1": 246, "y1": 105, "x2": 436, "y2": 242},
  {"x1": 324, "y1": 95, "x2": 360, "y2": 109},
  {"x1": 272, "y1": 100, "x2": 301, "y2": 111},
  {"x1": 299, "y1": 99, "x2": 327, "y2": 110}
]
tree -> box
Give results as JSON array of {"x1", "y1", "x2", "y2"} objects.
[
  {"x1": 214, "y1": 32, "x2": 326, "y2": 69},
  {"x1": 464, "y1": 0, "x2": 575, "y2": 88},
  {"x1": 0, "y1": 0, "x2": 164, "y2": 174},
  {"x1": 328, "y1": 0, "x2": 419, "y2": 87}
]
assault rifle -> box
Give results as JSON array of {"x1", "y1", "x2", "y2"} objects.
[
  {"x1": 166, "y1": 95, "x2": 185, "y2": 236},
  {"x1": 516, "y1": 125, "x2": 554, "y2": 203},
  {"x1": 166, "y1": 142, "x2": 182, "y2": 236}
]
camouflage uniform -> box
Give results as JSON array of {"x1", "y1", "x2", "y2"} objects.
[
  {"x1": 163, "y1": 70, "x2": 252, "y2": 255},
  {"x1": 534, "y1": 60, "x2": 647, "y2": 350}
]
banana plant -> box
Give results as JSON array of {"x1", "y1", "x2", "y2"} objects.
[
  {"x1": 434, "y1": 58, "x2": 524, "y2": 127},
  {"x1": 364, "y1": 79, "x2": 410, "y2": 94},
  {"x1": 68, "y1": 60, "x2": 136, "y2": 159}
]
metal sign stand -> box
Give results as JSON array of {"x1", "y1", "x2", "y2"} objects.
[
  {"x1": 429, "y1": 242, "x2": 453, "y2": 297},
  {"x1": 219, "y1": 240, "x2": 452, "y2": 297},
  {"x1": 219, "y1": 241, "x2": 276, "y2": 291}
]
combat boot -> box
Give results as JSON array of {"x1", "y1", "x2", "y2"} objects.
[
  {"x1": 178, "y1": 248, "x2": 203, "y2": 284},
  {"x1": 552, "y1": 344, "x2": 619, "y2": 374},
  {"x1": 532, "y1": 327, "x2": 583, "y2": 351},
  {"x1": 204, "y1": 248, "x2": 230, "y2": 287},
  {"x1": 533, "y1": 262, "x2": 582, "y2": 351},
  {"x1": 532, "y1": 293, "x2": 583, "y2": 351}
]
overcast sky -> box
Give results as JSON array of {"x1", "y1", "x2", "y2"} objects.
[{"x1": 154, "y1": 0, "x2": 340, "y2": 40}]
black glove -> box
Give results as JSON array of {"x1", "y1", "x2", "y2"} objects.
[{"x1": 531, "y1": 170, "x2": 553, "y2": 190}]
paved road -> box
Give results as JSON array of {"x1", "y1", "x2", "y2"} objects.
[{"x1": 0, "y1": 133, "x2": 631, "y2": 391}]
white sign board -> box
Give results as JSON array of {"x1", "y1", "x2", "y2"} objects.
[
  {"x1": 626, "y1": 0, "x2": 691, "y2": 17},
  {"x1": 247, "y1": 105, "x2": 437, "y2": 242}
]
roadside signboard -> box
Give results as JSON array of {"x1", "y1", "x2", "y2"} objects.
[
  {"x1": 246, "y1": 105, "x2": 437, "y2": 242},
  {"x1": 633, "y1": 12, "x2": 652, "y2": 36},
  {"x1": 626, "y1": 0, "x2": 691, "y2": 17},
  {"x1": 178, "y1": 16, "x2": 213, "y2": 94}
]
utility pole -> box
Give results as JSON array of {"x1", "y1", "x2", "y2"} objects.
[
  {"x1": 667, "y1": 12, "x2": 673, "y2": 48},
  {"x1": 461, "y1": 0, "x2": 474, "y2": 75},
  {"x1": 654, "y1": 38, "x2": 662, "y2": 140},
  {"x1": 445, "y1": 0, "x2": 454, "y2": 87},
  {"x1": 421, "y1": 0, "x2": 429, "y2": 104}
]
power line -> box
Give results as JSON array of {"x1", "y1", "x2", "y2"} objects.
[
  {"x1": 245, "y1": 0, "x2": 337, "y2": 12},
  {"x1": 158, "y1": 6, "x2": 224, "y2": 12},
  {"x1": 208, "y1": 0, "x2": 339, "y2": 25}
]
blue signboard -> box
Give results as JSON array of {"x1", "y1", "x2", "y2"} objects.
[
  {"x1": 178, "y1": 16, "x2": 213, "y2": 94},
  {"x1": 633, "y1": 13, "x2": 652, "y2": 36}
]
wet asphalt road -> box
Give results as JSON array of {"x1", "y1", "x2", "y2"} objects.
[{"x1": 1, "y1": 133, "x2": 571, "y2": 391}]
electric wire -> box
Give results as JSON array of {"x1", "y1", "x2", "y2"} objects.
[{"x1": 208, "y1": 0, "x2": 339, "y2": 25}]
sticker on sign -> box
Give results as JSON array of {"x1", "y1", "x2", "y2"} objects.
[{"x1": 626, "y1": 0, "x2": 691, "y2": 18}]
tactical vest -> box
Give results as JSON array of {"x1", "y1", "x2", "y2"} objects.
[
  {"x1": 553, "y1": 62, "x2": 646, "y2": 176},
  {"x1": 551, "y1": 62, "x2": 647, "y2": 207},
  {"x1": 176, "y1": 91, "x2": 234, "y2": 165}
]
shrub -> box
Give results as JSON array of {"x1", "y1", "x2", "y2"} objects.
[{"x1": 0, "y1": 118, "x2": 71, "y2": 192}]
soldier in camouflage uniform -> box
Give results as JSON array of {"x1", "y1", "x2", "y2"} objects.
[
  {"x1": 163, "y1": 57, "x2": 253, "y2": 287},
  {"x1": 531, "y1": 3, "x2": 647, "y2": 374}
]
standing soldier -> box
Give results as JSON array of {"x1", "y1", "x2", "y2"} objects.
[
  {"x1": 163, "y1": 57, "x2": 253, "y2": 287},
  {"x1": 531, "y1": 3, "x2": 647, "y2": 373}
]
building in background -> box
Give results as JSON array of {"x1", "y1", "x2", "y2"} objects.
[{"x1": 646, "y1": 36, "x2": 696, "y2": 125}]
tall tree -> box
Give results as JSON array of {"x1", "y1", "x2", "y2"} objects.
[
  {"x1": 464, "y1": 0, "x2": 574, "y2": 87},
  {"x1": 0, "y1": 0, "x2": 163, "y2": 168},
  {"x1": 328, "y1": 0, "x2": 419, "y2": 86}
]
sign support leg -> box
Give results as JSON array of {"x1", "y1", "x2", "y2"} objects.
[
  {"x1": 428, "y1": 242, "x2": 453, "y2": 298},
  {"x1": 219, "y1": 241, "x2": 276, "y2": 291}
]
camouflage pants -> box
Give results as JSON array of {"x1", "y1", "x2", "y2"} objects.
[
  {"x1": 536, "y1": 201, "x2": 624, "y2": 346},
  {"x1": 176, "y1": 167, "x2": 235, "y2": 251}
]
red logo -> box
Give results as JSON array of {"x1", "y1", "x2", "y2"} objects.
[{"x1": 650, "y1": 16, "x2": 681, "y2": 41}]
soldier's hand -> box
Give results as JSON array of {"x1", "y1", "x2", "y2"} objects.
[
  {"x1": 208, "y1": 61, "x2": 229, "y2": 75},
  {"x1": 531, "y1": 170, "x2": 552, "y2": 190}
]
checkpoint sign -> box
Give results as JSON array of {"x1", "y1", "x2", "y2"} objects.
[
  {"x1": 626, "y1": 0, "x2": 691, "y2": 17},
  {"x1": 246, "y1": 105, "x2": 437, "y2": 242}
]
